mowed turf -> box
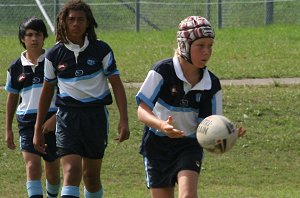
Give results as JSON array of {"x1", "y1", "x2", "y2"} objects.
[{"x1": 0, "y1": 84, "x2": 299, "y2": 197}]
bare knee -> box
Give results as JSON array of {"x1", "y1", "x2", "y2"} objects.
[
  {"x1": 83, "y1": 170, "x2": 101, "y2": 192},
  {"x1": 26, "y1": 160, "x2": 42, "y2": 180},
  {"x1": 45, "y1": 160, "x2": 60, "y2": 184}
]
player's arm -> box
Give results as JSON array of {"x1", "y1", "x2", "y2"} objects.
[
  {"x1": 5, "y1": 93, "x2": 19, "y2": 150},
  {"x1": 33, "y1": 81, "x2": 55, "y2": 154},
  {"x1": 108, "y1": 75, "x2": 130, "y2": 143},
  {"x1": 137, "y1": 101, "x2": 184, "y2": 138},
  {"x1": 42, "y1": 114, "x2": 56, "y2": 134}
]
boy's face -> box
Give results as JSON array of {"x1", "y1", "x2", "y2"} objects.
[
  {"x1": 65, "y1": 10, "x2": 89, "y2": 44},
  {"x1": 190, "y1": 38, "x2": 214, "y2": 68},
  {"x1": 22, "y1": 29, "x2": 44, "y2": 50}
]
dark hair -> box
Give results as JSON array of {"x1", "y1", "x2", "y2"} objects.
[
  {"x1": 56, "y1": 0, "x2": 98, "y2": 43},
  {"x1": 18, "y1": 17, "x2": 48, "y2": 49}
]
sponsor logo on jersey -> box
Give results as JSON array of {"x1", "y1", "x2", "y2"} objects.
[
  {"x1": 18, "y1": 73, "x2": 26, "y2": 82},
  {"x1": 75, "y1": 70, "x2": 84, "y2": 76},
  {"x1": 32, "y1": 77, "x2": 41, "y2": 84}
]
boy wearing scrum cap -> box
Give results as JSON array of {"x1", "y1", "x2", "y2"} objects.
[{"x1": 136, "y1": 16, "x2": 246, "y2": 197}]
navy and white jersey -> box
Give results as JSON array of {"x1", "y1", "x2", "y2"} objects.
[
  {"x1": 5, "y1": 51, "x2": 57, "y2": 124},
  {"x1": 44, "y1": 36, "x2": 119, "y2": 108},
  {"x1": 136, "y1": 57, "x2": 222, "y2": 137}
]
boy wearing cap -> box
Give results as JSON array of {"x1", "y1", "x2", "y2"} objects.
[{"x1": 136, "y1": 16, "x2": 245, "y2": 197}]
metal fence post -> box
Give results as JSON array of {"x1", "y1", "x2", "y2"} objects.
[
  {"x1": 217, "y1": 0, "x2": 222, "y2": 28},
  {"x1": 206, "y1": 0, "x2": 211, "y2": 21},
  {"x1": 136, "y1": 0, "x2": 140, "y2": 32},
  {"x1": 265, "y1": 0, "x2": 274, "y2": 25}
]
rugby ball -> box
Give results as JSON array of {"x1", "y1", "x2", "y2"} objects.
[{"x1": 196, "y1": 115, "x2": 238, "y2": 154}]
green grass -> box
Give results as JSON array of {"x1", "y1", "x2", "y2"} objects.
[
  {"x1": 1, "y1": 24, "x2": 300, "y2": 85},
  {"x1": 0, "y1": 84, "x2": 300, "y2": 197}
]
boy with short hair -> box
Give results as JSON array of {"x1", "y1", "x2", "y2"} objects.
[{"x1": 5, "y1": 17, "x2": 60, "y2": 198}]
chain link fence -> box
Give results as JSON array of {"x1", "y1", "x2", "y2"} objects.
[{"x1": 0, "y1": 0, "x2": 299, "y2": 36}]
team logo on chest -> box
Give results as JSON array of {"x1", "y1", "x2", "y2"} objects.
[
  {"x1": 195, "y1": 93, "x2": 202, "y2": 102},
  {"x1": 86, "y1": 58, "x2": 96, "y2": 66},
  {"x1": 180, "y1": 99, "x2": 189, "y2": 107},
  {"x1": 18, "y1": 73, "x2": 26, "y2": 82},
  {"x1": 58, "y1": 63, "x2": 68, "y2": 71}
]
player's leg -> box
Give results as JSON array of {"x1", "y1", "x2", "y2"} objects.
[
  {"x1": 44, "y1": 132, "x2": 61, "y2": 198},
  {"x1": 177, "y1": 170, "x2": 199, "y2": 198},
  {"x1": 60, "y1": 154, "x2": 82, "y2": 198},
  {"x1": 56, "y1": 107, "x2": 83, "y2": 198},
  {"x1": 44, "y1": 159, "x2": 60, "y2": 198},
  {"x1": 23, "y1": 152, "x2": 43, "y2": 198},
  {"x1": 82, "y1": 158, "x2": 103, "y2": 197},
  {"x1": 175, "y1": 139, "x2": 202, "y2": 198},
  {"x1": 80, "y1": 107, "x2": 107, "y2": 198},
  {"x1": 143, "y1": 156, "x2": 175, "y2": 198},
  {"x1": 150, "y1": 187, "x2": 175, "y2": 198}
]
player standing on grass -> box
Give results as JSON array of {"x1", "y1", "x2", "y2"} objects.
[
  {"x1": 136, "y1": 16, "x2": 246, "y2": 198},
  {"x1": 5, "y1": 17, "x2": 60, "y2": 198},
  {"x1": 33, "y1": 0, "x2": 130, "y2": 198}
]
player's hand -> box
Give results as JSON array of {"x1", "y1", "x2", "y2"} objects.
[
  {"x1": 161, "y1": 116, "x2": 185, "y2": 138},
  {"x1": 115, "y1": 121, "x2": 130, "y2": 143},
  {"x1": 6, "y1": 129, "x2": 16, "y2": 150},
  {"x1": 33, "y1": 130, "x2": 47, "y2": 154},
  {"x1": 237, "y1": 127, "x2": 246, "y2": 138},
  {"x1": 42, "y1": 115, "x2": 56, "y2": 134}
]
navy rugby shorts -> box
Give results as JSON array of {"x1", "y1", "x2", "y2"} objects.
[
  {"x1": 141, "y1": 131, "x2": 203, "y2": 188},
  {"x1": 56, "y1": 106, "x2": 108, "y2": 159},
  {"x1": 19, "y1": 124, "x2": 58, "y2": 162}
]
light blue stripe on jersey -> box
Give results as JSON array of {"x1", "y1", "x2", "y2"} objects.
[
  {"x1": 58, "y1": 89, "x2": 111, "y2": 103},
  {"x1": 106, "y1": 70, "x2": 120, "y2": 78},
  {"x1": 156, "y1": 98, "x2": 198, "y2": 113},
  {"x1": 16, "y1": 107, "x2": 57, "y2": 115},
  {"x1": 58, "y1": 90, "x2": 110, "y2": 102},
  {"x1": 136, "y1": 77, "x2": 163, "y2": 109},
  {"x1": 21, "y1": 83, "x2": 43, "y2": 93},
  {"x1": 44, "y1": 77, "x2": 57, "y2": 83},
  {"x1": 58, "y1": 70, "x2": 101, "y2": 82},
  {"x1": 211, "y1": 94, "x2": 217, "y2": 114},
  {"x1": 5, "y1": 84, "x2": 19, "y2": 94},
  {"x1": 103, "y1": 51, "x2": 114, "y2": 74},
  {"x1": 136, "y1": 92, "x2": 155, "y2": 109}
]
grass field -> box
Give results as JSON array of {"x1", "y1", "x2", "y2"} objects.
[
  {"x1": 0, "y1": 84, "x2": 300, "y2": 197},
  {"x1": 1, "y1": 24, "x2": 300, "y2": 85},
  {"x1": 0, "y1": 24, "x2": 300, "y2": 197}
]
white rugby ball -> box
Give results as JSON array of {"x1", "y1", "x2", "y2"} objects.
[{"x1": 196, "y1": 115, "x2": 238, "y2": 154}]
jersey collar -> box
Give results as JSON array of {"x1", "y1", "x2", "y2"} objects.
[
  {"x1": 64, "y1": 36, "x2": 89, "y2": 53},
  {"x1": 20, "y1": 50, "x2": 45, "y2": 67},
  {"x1": 173, "y1": 56, "x2": 212, "y2": 90}
]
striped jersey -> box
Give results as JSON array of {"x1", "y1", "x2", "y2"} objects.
[
  {"x1": 5, "y1": 51, "x2": 57, "y2": 124},
  {"x1": 136, "y1": 57, "x2": 222, "y2": 137},
  {"x1": 44, "y1": 36, "x2": 119, "y2": 108}
]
